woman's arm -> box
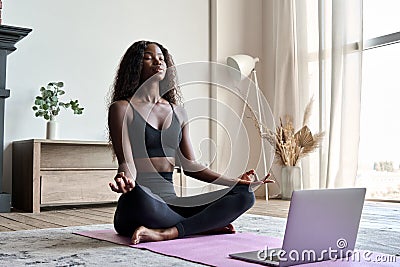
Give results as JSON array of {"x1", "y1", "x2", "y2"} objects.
[
  {"x1": 176, "y1": 106, "x2": 271, "y2": 187},
  {"x1": 108, "y1": 101, "x2": 136, "y2": 193}
]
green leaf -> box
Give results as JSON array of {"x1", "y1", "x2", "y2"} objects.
[
  {"x1": 42, "y1": 104, "x2": 49, "y2": 110},
  {"x1": 44, "y1": 114, "x2": 50, "y2": 120},
  {"x1": 40, "y1": 87, "x2": 46, "y2": 92},
  {"x1": 51, "y1": 96, "x2": 58, "y2": 102},
  {"x1": 32, "y1": 106, "x2": 38, "y2": 111},
  {"x1": 42, "y1": 90, "x2": 50, "y2": 98},
  {"x1": 57, "y1": 82, "x2": 64, "y2": 87},
  {"x1": 59, "y1": 90, "x2": 65, "y2": 95}
]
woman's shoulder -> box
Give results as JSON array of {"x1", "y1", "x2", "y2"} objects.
[
  {"x1": 171, "y1": 103, "x2": 188, "y2": 124},
  {"x1": 109, "y1": 99, "x2": 130, "y2": 109},
  {"x1": 108, "y1": 99, "x2": 132, "y2": 117}
]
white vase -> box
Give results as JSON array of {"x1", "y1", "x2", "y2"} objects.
[
  {"x1": 281, "y1": 166, "x2": 302, "y2": 199},
  {"x1": 46, "y1": 119, "x2": 58, "y2": 139}
]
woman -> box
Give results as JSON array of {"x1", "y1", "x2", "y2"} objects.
[{"x1": 108, "y1": 40, "x2": 272, "y2": 245}]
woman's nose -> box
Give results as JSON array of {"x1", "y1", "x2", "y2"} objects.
[{"x1": 153, "y1": 58, "x2": 161, "y2": 65}]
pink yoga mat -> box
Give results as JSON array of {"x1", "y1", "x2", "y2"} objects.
[{"x1": 75, "y1": 230, "x2": 399, "y2": 267}]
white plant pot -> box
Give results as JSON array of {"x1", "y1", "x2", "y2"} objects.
[
  {"x1": 46, "y1": 119, "x2": 58, "y2": 139},
  {"x1": 281, "y1": 166, "x2": 302, "y2": 200}
]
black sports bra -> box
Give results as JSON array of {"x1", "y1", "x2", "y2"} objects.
[{"x1": 127, "y1": 100, "x2": 182, "y2": 159}]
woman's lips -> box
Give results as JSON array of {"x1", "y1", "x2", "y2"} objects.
[{"x1": 152, "y1": 67, "x2": 165, "y2": 73}]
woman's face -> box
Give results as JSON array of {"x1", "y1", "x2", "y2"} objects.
[{"x1": 140, "y1": 43, "x2": 167, "y2": 83}]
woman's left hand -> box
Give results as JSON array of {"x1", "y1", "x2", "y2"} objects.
[{"x1": 237, "y1": 169, "x2": 275, "y2": 185}]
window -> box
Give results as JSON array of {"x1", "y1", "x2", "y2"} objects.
[{"x1": 356, "y1": 0, "x2": 400, "y2": 200}]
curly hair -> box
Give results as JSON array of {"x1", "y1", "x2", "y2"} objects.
[
  {"x1": 107, "y1": 41, "x2": 182, "y2": 155},
  {"x1": 110, "y1": 40, "x2": 181, "y2": 105}
]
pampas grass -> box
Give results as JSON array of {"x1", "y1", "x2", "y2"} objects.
[{"x1": 246, "y1": 98, "x2": 324, "y2": 166}]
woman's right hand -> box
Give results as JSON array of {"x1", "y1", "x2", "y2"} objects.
[{"x1": 109, "y1": 172, "x2": 135, "y2": 194}]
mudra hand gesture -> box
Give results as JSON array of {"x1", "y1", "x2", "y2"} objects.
[
  {"x1": 237, "y1": 169, "x2": 274, "y2": 185},
  {"x1": 109, "y1": 172, "x2": 135, "y2": 194}
]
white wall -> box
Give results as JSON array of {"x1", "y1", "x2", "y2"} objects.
[
  {"x1": 262, "y1": 0, "x2": 275, "y2": 106},
  {"x1": 2, "y1": 0, "x2": 210, "y2": 193},
  {"x1": 262, "y1": 0, "x2": 281, "y2": 196},
  {"x1": 210, "y1": 0, "x2": 269, "y2": 196}
]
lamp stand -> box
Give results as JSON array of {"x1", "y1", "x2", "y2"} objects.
[{"x1": 252, "y1": 69, "x2": 269, "y2": 201}]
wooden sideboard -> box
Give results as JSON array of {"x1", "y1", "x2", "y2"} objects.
[{"x1": 12, "y1": 139, "x2": 119, "y2": 213}]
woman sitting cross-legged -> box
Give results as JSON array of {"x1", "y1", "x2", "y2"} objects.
[{"x1": 107, "y1": 40, "x2": 273, "y2": 245}]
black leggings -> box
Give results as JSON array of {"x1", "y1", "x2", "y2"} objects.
[{"x1": 113, "y1": 173, "x2": 255, "y2": 238}]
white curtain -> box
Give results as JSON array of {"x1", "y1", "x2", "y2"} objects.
[{"x1": 268, "y1": 0, "x2": 363, "y2": 194}]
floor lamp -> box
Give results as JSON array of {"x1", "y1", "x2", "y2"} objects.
[{"x1": 226, "y1": 55, "x2": 269, "y2": 199}]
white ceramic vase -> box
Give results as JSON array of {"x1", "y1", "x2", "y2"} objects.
[
  {"x1": 46, "y1": 118, "x2": 58, "y2": 139},
  {"x1": 281, "y1": 166, "x2": 302, "y2": 199}
]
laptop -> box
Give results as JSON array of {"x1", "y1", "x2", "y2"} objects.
[{"x1": 229, "y1": 188, "x2": 366, "y2": 266}]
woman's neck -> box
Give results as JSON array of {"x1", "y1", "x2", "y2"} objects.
[{"x1": 135, "y1": 82, "x2": 161, "y2": 103}]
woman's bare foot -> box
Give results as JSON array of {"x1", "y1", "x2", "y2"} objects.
[
  {"x1": 131, "y1": 226, "x2": 179, "y2": 245},
  {"x1": 199, "y1": 223, "x2": 236, "y2": 235}
]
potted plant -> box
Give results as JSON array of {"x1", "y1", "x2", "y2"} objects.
[
  {"x1": 264, "y1": 98, "x2": 324, "y2": 199},
  {"x1": 32, "y1": 81, "x2": 84, "y2": 139},
  {"x1": 247, "y1": 97, "x2": 324, "y2": 199}
]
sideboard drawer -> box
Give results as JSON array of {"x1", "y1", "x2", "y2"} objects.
[
  {"x1": 40, "y1": 143, "x2": 115, "y2": 169},
  {"x1": 40, "y1": 170, "x2": 119, "y2": 205}
]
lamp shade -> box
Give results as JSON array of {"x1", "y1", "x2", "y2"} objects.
[{"x1": 226, "y1": 54, "x2": 259, "y2": 81}]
